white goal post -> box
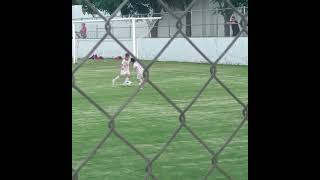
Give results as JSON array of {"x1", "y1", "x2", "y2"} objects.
[{"x1": 72, "y1": 17, "x2": 162, "y2": 64}]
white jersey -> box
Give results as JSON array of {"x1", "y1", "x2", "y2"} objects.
[
  {"x1": 133, "y1": 62, "x2": 144, "y2": 75},
  {"x1": 120, "y1": 59, "x2": 130, "y2": 75}
]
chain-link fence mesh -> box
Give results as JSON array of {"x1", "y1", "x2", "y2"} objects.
[{"x1": 72, "y1": 0, "x2": 248, "y2": 179}]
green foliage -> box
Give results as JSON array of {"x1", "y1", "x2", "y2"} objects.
[
  {"x1": 163, "y1": 0, "x2": 193, "y2": 10},
  {"x1": 77, "y1": 0, "x2": 153, "y2": 17},
  {"x1": 75, "y1": 0, "x2": 164, "y2": 37},
  {"x1": 72, "y1": 0, "x2": 81, "y2": 5},
  {"x1": 79, "y1": 0, "x2": 123, "y2": 16},
  {"x1": 212, "y1": 0, "x2": 247, "y2": 7}
]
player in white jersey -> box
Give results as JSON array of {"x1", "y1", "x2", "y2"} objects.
[
  {"x1": 112, "y1": 53, "x2": 131, "y2": 87},
  {"x1": 131, "y1": 58, "x2": 145, "y2": 87}
]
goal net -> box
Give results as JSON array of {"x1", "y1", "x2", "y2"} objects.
[{"x1": 72, "y1": 17, "x2": 162, "y2": 64}]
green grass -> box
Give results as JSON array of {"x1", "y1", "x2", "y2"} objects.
[{"x1": 72, "y1": 59, "x2": 248, "y2": 180}]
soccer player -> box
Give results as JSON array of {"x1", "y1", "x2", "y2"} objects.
[
  {"x1": 131, "y1": 58, "x2": 145, "y2": 88},
  {"x1": 112, "y1": 53, "x2": 131, "y2": 87}
]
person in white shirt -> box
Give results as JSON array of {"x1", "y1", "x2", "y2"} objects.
[
  {"x1": 112, "y1": 53, "x2": 131, "y2": 87},
  {"x1": 131, "y1": 58, "x2": 145, "y2": 88}
]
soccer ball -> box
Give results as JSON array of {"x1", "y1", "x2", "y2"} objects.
[{"x1": 125, "y1": 81, "x2": 133, "y2": 86}]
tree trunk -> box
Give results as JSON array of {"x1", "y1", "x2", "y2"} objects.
[
  {"x1": 151, "y1": 20, "x2": 160, "y2": 38},
  {"x1": 186, "y1": 11, "x2": 192, "y2": 37},
  {"x1": 150, "y1": 4, "x2": 162, "y2": 38},
  {"x1": 221, "y1": 4, "x2": 234, "y2": 37},
  {"x1": 224, "y1": 15, "x2": 231, "y2": 37},
  {"x1": 241, "y1": 12, "x2": 248, "y2": 35}
]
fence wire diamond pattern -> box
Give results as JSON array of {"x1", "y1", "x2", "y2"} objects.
[{"x1": 72, "y1": 0, "x2": 248, "y2": 179}]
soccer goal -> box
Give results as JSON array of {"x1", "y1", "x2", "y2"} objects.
[{"x1": 72, "y1": 17, "x2": 162, "y2": 64}]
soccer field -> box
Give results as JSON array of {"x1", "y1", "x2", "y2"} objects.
[{"x1": 72, "y1": 59, "x2": 248, "y2": 180}]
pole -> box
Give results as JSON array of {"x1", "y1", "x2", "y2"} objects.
[
  {"x1": 132, "y1": 19, "x2": 136, "y2": 57},
  {"x1": 72, "y1": 23, "x2": 77, "y2": 64}
]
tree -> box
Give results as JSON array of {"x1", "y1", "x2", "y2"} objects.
[
  {"x1": 76, "y1": 0, "x2": 164, "y2": 37},
  {"x1": 211, "y1": 0, "x2": 248, "y2": 36},
  {"x1": 72, "y1": 0, "x2": 80, "y2": 5},
  {"x1": 80, "y1": 0, "x2": 123, "y2": 17},
  {"x1": 163, "y1": 0, "x2": 193, "y2": 37},
  {"x1": 117, "y1": 0, "x2": 163, "y2": 38},
  {"x1": 147, "y1": 0, "x2": 162, "y2": 38}
]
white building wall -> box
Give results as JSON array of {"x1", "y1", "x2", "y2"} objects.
[
  {"x1": 73, "y1": 37, "x2": 248, "y2": 65},
  {"x1": 72, "y1": 0, "x2": 244, "y2": 38}
]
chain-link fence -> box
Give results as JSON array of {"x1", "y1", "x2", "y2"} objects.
[
  {"x1": 73, "y1": 6, "x2": 248, "y2": 38},
  {"x1": 72, "y1": 0, "x2": 248, "y2": 179}
]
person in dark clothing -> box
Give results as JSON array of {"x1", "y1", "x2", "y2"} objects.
[{"x1": 227, "y1": 15, "x2": 240, "y2": 36}]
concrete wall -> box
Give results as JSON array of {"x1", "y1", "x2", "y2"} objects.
[{"x1": 73, "y1": 37, "x2": 248, "y2": 65}]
